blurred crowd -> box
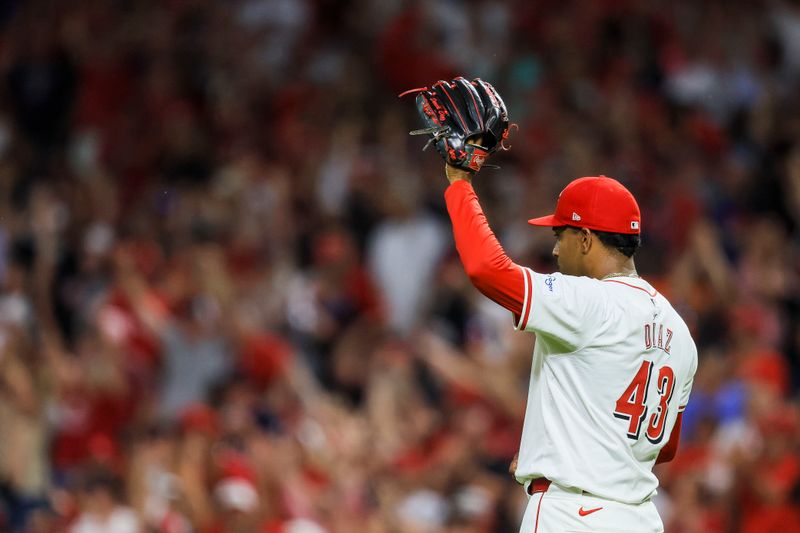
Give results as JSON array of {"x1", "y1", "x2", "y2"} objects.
[{"x1": 0, "y1": 0, "x2": 799, "y2": 531}]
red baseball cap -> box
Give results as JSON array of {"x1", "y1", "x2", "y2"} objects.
[{"x1": 528, "y1": 176, "x2": 641, "y2": 234}]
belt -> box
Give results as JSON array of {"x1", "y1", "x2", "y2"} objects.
[{"x1": 526, "y1": 478, "x2": 552, "y2": 495}]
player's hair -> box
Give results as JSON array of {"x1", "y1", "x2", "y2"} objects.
[
  {"x1": 592, "y1": 230, "x2": 640, "y2": 258},
  {"x1": 557, "y1": 226, "x2": 641, "y2": 257}
]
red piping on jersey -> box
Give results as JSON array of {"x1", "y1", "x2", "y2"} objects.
[
  {"x1": 520, "y1": 267, "x2": 533, "y2": 329},
  {"x1": 602, "y1": 279, "x2": 658, "y2": 298},
  {"x1": 533, "y1": 492, "x2": 545, "y2": 533}
]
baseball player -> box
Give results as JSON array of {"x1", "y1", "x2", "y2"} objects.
[{"x1": 404, "y1": 78, "x2": 698, "y2": 532}]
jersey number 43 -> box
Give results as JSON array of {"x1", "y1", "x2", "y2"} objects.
[{"x1": 613, "y1": 360, "x2": 675, "y2": 444}]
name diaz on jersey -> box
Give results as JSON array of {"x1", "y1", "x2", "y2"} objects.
[{"x1": 644, "y1": 322, "x2": 672, "y2": 354}]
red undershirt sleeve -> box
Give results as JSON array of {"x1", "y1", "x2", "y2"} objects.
[{"x1": 444, "y1": 180, "x2": 526, "y2": 318}]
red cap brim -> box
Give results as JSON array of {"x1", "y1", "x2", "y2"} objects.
[{"x1": 527, "y1": 214, "x2": 561, "y2": 227}]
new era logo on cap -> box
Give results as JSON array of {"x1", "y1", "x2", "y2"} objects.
[
  {"x1": 572, "y1": 212, "x2": 581, "y2": 221},
  {"x1": 631, "y1": 221, "x2": 639, "y2": 230}
]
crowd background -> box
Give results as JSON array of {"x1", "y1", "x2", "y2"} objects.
[{"x1": 0, "y1": 0, "x2": 799, "y2": 531}]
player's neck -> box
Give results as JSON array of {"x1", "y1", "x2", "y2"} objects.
[{"x1": 589, "y1": 255, "x2": 638, "y2": 281}]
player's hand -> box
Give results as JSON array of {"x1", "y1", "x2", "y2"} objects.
[
  {"x1": 445, "y1": 135, "x2": 485, "y2": 184},
  {"x1": 509, "y1": 453, "x2": 518, "y2": 478}
]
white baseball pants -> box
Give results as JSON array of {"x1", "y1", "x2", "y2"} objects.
[{"x1": 519, "y1": 480, "x2": 664, "y2": 533}]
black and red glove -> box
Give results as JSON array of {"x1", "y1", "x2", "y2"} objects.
[{"x1": 401, "y1": 77, "x2": 512, "y2": 173}]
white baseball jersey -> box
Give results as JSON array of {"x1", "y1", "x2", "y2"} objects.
[{"x1": 513, "y1": 269, "x2": 697, "y2": 504}]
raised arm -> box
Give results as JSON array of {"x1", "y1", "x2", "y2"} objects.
[{"x1": 443, "y1": 167, "x2": 526, "y2": 316}]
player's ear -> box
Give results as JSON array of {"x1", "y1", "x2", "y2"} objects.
[{"x1": 579, "y1": 228, "x2": 593, "y2": 254}]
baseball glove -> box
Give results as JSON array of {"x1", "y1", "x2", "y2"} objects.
[{"x1": 400, "y1": 77, "x2": 512, "y2": 173}]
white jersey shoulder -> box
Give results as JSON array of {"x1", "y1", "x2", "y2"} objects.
[{"x1": 514, "y1": 268, "x2": 698, "y2": 504}]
